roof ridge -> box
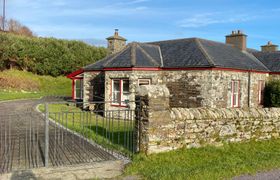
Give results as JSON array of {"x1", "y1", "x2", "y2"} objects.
[
  {"x1": 195, "y1": 38, "x2": 216, "y2": 67},
  {"x1": 131, "y1": 43, "x2": 137, "y2": 67},
  {"x1": 254, "y1": 51, "x2": 280, "y2": 54},
  {"x1": 103, "y1": 45, "x2": 131, "y2": 67},
  {"x1": 137, "y1": 42, "x2": 160, "y2": 48},
  {"x1": 158, "y1": 46, "x2": 164, "y2": 67},
  {"x1": 148, "y1": 38, "x2": 196, "y2": 44},
  {"x1": 137, "y1": 44, "x2": 160, "y2": 66}
]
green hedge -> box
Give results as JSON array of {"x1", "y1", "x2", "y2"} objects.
[
  {"x1": 0, "y1": 32, "x2": 107, "y2": 76},
  {"x1": 264, "y1": 80, "x2": 280, "y2": 107}
]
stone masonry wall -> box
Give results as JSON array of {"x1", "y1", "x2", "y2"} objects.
[
  {"x1": 137, "y1": 85, "x2": 280, "y2": 154},
  {"x1": 162, "y1": 70, "x2": 269, "y2": 108},
  {"x1": 104, "y1": 70, "x2": 162, "y2": 112},
  {"x1": 270, "y1": 74, "x2": 280, "y2": 81},
  {"x1": 83, "y1": 71, "x2": 105, "y2": 104},
  {"x1": 85, "y1": 69, "x2": 269, "y2": 113}
]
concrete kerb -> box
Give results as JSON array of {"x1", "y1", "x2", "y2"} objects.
[
  {"x1": 0, "y1": 97, "x2": 42, "y2": 104},
  {"x1": 0, "y1": 160, "x2": 125, "y2": 180}
]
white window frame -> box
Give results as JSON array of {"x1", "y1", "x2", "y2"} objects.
[
  {"x1": 258, "y1": 80, "x2": 265, "y2": 105},
  {"x1": 111, "y1": 79, "x2": 129, "y2": 106},
  {"x1": 138, "y1": 79, "x2": 151, "y2": 86},
  {"x1": 74, "y1": 79, "x2": 83, "y2": 100},
  {"x1": 231, "y1": 80, "x2": 240, "y2": 108}
]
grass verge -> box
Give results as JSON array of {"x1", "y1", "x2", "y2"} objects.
[
  {"x1": 124, "y1": 139, "x2": 280, "y2": 180},
  {"x1": 0, "y1": 70, "x2": 71, "y2": 101},
  {"x1": 38, "y1": 104, "x2": 135, "y2": 156}
]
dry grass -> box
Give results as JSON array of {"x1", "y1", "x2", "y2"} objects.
[
  {"x1": 0, "y1": 70, "x2": 71, "y2": 101},
  {"x1": 0, "y1": 75, "x2": 40, "y2": 91}
]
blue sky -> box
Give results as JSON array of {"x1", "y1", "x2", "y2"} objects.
[{"x1": 4, "y1": 0, "x2": 280, "y2": 49}]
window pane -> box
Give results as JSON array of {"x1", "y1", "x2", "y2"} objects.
[
  {"x1": 234, "y1": 81, "x2": 238, "y2": 94},
  {"x1": 139, "y1": 79, "x2": 151, "y2": 86},
  {"x1": 231, "y1": 80, "x2": 240, "y2": 107},
  {"x1": 112, "y1": 80, "x2": 120, "y2": 104},
  {"x1": 75, "y1": 80, "x2": 81, "y2": 89},
  {"x1": 114, "y1": 80, "x2": 120, "y2": 92},
  {"x1": 123, "y1": 80, "x2": 129, "y2": 93},
  {"x1": 113, "y1": 92, "x2": 120, "y2": 103},
  {"x1": 122, "y1": 80, "x2": 129, "y2": 104},
  {"x1": 233, "y1": 94, "x2": 237, "y2": 106},
  {"x1": 75, "y1": 80, "x2": 82, "y2": 99},
  {"x1": 122, "y1": 93, "x2": 129, "y2": 102}
]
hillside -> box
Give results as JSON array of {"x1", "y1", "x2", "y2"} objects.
[
  {"x1": 0, "y1": 70, "x2": 71, "y2": 101},
  {"x1": 0, "y1": 32, "x2": 107, "y2": 77}
]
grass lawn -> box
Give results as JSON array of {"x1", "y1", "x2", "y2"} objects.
[
  {"x1": 0, "y1": 70, "x2": 71, "y2": 101},
  {"x1": 124, "y1": 139, "x2": 280, "y2": 180},
  {"x1": 38, "y1": 104, "x2": 135, "y2": 156}
]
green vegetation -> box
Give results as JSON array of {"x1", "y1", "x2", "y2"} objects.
[
  {"x1": 38, "y1": 104, "x2": 134, "y2": 155},
  {"x1": 264, "y1": 80, "x2": 280, "y2": 107},
  {"x1": 0, "y1": 70, "x2": 71, "y2": 101},
  {"x1": 0, "y1": 32, "x2": 107, "y2": 76},
  {"x1": 125, "y1": 139, "x2": 280, "y2": 180}
]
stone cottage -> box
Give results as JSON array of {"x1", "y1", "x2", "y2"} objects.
[{"x1": 67, "y1": 29, "x2": 280, "y2": 110}]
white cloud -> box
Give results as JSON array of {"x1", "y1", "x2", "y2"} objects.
[
  {"x1": 114, "y1": 0, "x2": 149, "y2": 6},
  {"x1": 177, "y1": 12, "x2": 256, "y2": 28}
]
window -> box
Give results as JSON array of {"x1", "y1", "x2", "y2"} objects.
[
  {"x1": 75, "y1": 79, "x2": 83, "y2": 99},
  {"x1": 138, "y1": 79, "x2": 151, "y2": 86},
  {"x1": 231, "y1": 80, "x2": 240, "y2": 107},
  {"x1": 258, "y1": 80, "x2": 265, "y2": 105},
  {"x1": 112, "y1": 79, "x2": 129, "y2": 106}
]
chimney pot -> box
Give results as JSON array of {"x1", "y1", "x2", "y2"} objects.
[
  {"x1": 226, "y1": 30, "x2": 247, "y2": 51},
  {"x1": 114, "y1": 29, "x2": 119, "y2": 36},
  {"x1": 106, "y1": 29, "x2": 127, "y2": 55},
  {"x1": 261, "y1": 41, "x2": 278, "y2": 52}
]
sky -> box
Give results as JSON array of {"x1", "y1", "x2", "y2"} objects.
[{"x1": 3, "y1": 0, "x2": 280, "y2": 49}]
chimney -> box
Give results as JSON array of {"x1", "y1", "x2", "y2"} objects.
[
  {"x1": 226, "y1": 30, "x2": 247, "y2": 51},
  {"x1": 106, "y1": 29, "x2": 127, "y2": 55},
  {"x1": 261, "y1": 41, "x2": 278, "y2": 52}
]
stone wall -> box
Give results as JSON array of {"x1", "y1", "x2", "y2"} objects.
[
  {"x1": 162, "y1": 70, "x2": 269, "y2": 108},
  {"x1": 136, "y1": 85, "x2": 280, "y2": 154},
  {"x1": 104, "y1": 70, "x2": 162, "y2": 112},
  {"x1": 103, "y1": 70, "x2": 268, "y2": 112},
  {"x1": 83, "y1": 71, "x2": 105, "y2": 103},
  {"x1": 270, "y1": 74, "x2": 280, "y2": 81}
]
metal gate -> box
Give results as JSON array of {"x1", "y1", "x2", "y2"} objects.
[{"x1": 0, "y1": 100, "x2": 140, "y2": 174}]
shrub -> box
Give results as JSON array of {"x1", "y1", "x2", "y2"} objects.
[
  {"x1": 0, "y1": 32, "x2": 107, "y2": 77},
  {"x1": 264, "y1": 80, "x2": 280, "y2": 107}
]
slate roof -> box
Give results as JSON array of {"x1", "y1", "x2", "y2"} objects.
[
  {"x1": 253, "y1": 52, "x2": 280, "y2": 72},
  {"x1": 84, "y1": 43, "x2": 162, "y2": 70},
  {"x1": 84, "y1": 38, "x2": 269, "y2": 72}
]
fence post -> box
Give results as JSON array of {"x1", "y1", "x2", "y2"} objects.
[{"x1": 44, "y1": 103, "x2": 49, "y2": 167}]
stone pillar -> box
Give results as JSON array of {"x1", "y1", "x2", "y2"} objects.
[{"x1": 135, "y1": 85, "x2": 170, "y2": 154}]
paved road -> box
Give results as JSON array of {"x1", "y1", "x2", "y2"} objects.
[
  {"x1": 0, "y1": 98, "x2": 116, "y2": 174},
  {"x1": 234, "y1": 169, "x2": 280, "y2": 180}
]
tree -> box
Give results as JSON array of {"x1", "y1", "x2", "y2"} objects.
[
  {"x1": 264, "y1": 80, "x2": 280, "y2": 107},
  {"x1": 6, "y1": 18, "x2": 34, "y2": 36},
  {"x1": 0, "y1": 16, "x2": 7, "y2": 31},
  {"x1": 0, "y1": 16, "x2": 34, "y2": 36}
]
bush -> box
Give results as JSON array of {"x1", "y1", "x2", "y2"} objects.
[
  {"x1": 264, "y1": 80, "x2": 280, "y2": 107},
  {"x1": 0, "y1": 32, "x2": 107, "y2": 76}
]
